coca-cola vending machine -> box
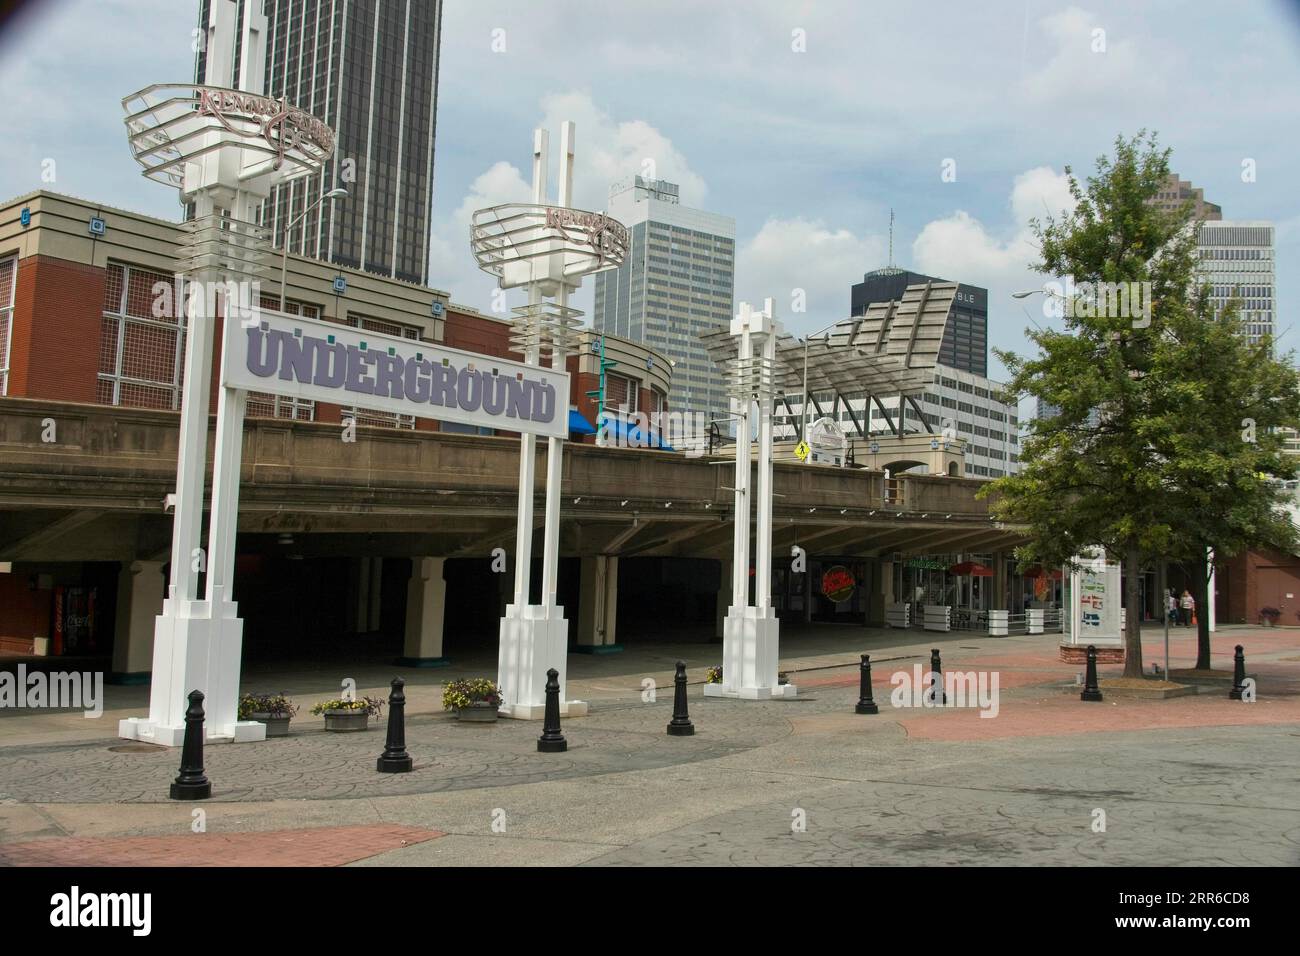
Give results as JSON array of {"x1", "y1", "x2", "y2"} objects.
[{"x1": 51, "y1": 586, "x2": 97, "y2": 655}]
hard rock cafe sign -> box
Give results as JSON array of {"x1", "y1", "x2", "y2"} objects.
[{"x1": 196, "y1": 87, "x2": 335, "y2": 167}]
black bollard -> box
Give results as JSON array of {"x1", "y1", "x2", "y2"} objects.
[
  {"x1": 537, "y1": 668, "x2": 567, "y2": 753},
  {"x1": 376, "y1": 677, "x2": 413, "y2": 773},
  {"x1": 1081, "y1": 644, "x2": 1104, "y2": 702},
  {"x1": 169, "y1": 689, "x2": 212, "y2": 800},
  {"x1": 855, "y1": 654, "x2": 880, "y2": 715},
  {"x1": 667, "y1": 661, "x2": 695, "y2": 736},
  {"x1": 929, "y1": 648, "x2": 947, "y2": 705},
  {"x1": 1229, "y1": 645, "x2": 1247, "y2": 700}
]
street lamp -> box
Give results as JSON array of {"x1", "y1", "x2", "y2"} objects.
[
  {"x1": 280, "y1": 186, "x2": 347, "y2": 310},
  {"x1": 799, "y1": 319, "x2": 842, "y2": 463}
]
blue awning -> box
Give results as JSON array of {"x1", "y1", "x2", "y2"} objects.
[
  {"x1": 597, "y1": 414, "x2": 674, "y2": 451},
  {"x1": 568, "y1": 409, "x2": 596, "y2": 436}
]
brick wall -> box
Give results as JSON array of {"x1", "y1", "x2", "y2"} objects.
[{"x1": 7, "y1": 255, "x2": 104, "y2": 402}]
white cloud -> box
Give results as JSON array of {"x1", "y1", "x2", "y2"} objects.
[
  {"x1": 736, "y1": 217, "x2": 886, "y2": 332},
  {"x1": 1021, "y1": 6, "x2": 1168, "y2": 105}
]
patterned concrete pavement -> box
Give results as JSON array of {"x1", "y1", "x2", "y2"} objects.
[{"x1": 1, "y1": 624, "x2": 1296, "y2": 866}]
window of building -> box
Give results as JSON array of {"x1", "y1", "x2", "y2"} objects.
[
  {"x1": 0, "y1": 256, "x2": 14, "y2": 396},
  {"x1": 98, "y1": 261, "x2": 185, "y2": 409}
]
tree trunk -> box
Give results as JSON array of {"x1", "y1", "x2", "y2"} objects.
[
  {"x1": 1123, "y1": 546, "x2": 1144, "y2": 678},
  {"x1": 1194, "y1": 548, "x2": 1212, "y2": 670}
]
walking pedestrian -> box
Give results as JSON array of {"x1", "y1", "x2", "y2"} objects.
[
  {"x1": 1166, "y1": 590, "x2": 1178, "y2": 625},
  {"x1": 1180, "y1": 589, "x2": 1194, "y2": 626}
]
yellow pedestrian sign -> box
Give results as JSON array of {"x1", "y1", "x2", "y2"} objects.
[{"x1": 794, "y1": 441, "x2": 810, "y2": 462}]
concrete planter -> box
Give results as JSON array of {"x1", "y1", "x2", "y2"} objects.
[
  {"x1": 323, "y1": 709, "x2": 372, "y2": 732},
  {"x1": 250, "y1": 713, "x2": 292, "y2": 737},
  {"x1": 457, "y1": 703, "x2": 499, "y2": 723}
]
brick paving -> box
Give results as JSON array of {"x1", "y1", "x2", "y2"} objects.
[
  {"x1": 0, "y1": 625, "x2": 1296, "y2": 866},
  {"x1": 0, "y1": 824, "x2": 443, "y2": 867}
]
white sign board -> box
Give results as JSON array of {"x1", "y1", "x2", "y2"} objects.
[
  {"x1": 1069, "y1": 553, "x2": 1121, "y2": 645},
  {"x1": 222, "y1": 310, "x2": 570, "y2": 438}
]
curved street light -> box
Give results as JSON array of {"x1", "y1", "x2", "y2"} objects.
[{"x1": 280, "y1": 186, "x2": 348, "y2": 310}]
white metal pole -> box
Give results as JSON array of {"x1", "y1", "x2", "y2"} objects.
[
  {"x1": 168, "y1": 227, "x2": 218, "y2": 604},
  {"x1": 756, "y1": 310, "x2": 776, "y2": 611},
  {"x1": 733, "y1": 313, "x2": 753, "y2": 608}
]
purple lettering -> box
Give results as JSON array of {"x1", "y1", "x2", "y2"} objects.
[
  {"x1": 403, "y1": 357, "x2": 431, "y2": 403},
  {"x1": 373, "y1": 352, "x2": 405, "y2": 400},
  {"x1": 245, "y1": 325, "x2": 278, "y2": 377},
  {"x1": 311, "y1": 337, "x2": 346, "y2": 388},
  {"x1": 430, "y1": 362, "x2": 457, "y2": 408},
  {"x1": 457, "y1": 367, "x2": 483, "y2": 413},
  {"x1": 344, "y1": 345, "x2": 376, "y2": 395}
]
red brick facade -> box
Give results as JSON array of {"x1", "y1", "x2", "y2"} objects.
[{"x1": 7, "y1": 255, "x2": 104, "y2": 402}]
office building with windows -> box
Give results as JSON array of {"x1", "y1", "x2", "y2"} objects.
[
  {"x1": 1197, "y1": 221, "x2": 1276, "y2": 349},
  {"x1": 1150, "y1": 173, "x2": 1222, "y2": 222},
  {"x1": 851, "y1": 268, "x2": 988, "y2": 376},
  {"x1": 194, "y1": 0, "x2": 444, "y2": 285},
  {"x1": 592, "y1": 177, "x2": 735, "y2": 422}
]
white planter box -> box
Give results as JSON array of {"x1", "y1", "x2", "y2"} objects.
[{"x1": 923, "y1": 605, "x2": 951, "y2": 632}]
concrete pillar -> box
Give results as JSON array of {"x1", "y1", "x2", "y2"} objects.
[
  {"x1": 397, "y1": 557, "x2": 449, "y2": 667},
  {"x1": 109, "y1": 561, "x2": 164, "y2": 684},
  {"x1": 715, "y1": 556, "x2": 731, "y2": 640},
  {"x1": 575, "y1": 554, "x2": 621, "y2": 653}
]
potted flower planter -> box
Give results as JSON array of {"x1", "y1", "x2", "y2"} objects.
[
  {"x1": 238, "y1": 693, "x2": 298, "y2": 737},
  {"x1": 457, "y1": 702, "x2": 499, "y2": 723},
  {"x1": 311, "y1": 696, "x2": 383, "y2": 731},
  {"x1": 323, "y1": 709, "x2": 371, "y2": 732},
  {"x1": 442, "y1": 678, "x2": 503, "y2": 722},
  {"x1": 251, "y1": 712, "x2": 292, "y2": 737}
]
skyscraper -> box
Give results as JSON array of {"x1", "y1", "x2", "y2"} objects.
[
  {"x1": 1150, "y1": 173, "x2": 1222, "y2": 221},
  {"x1": 851, "y1": 268, "x2": 988, "y2": 376},
  {"x1": 1198, "y1": 221, "x2": 1276, "y2": 349},
  {"x1": 592, "y1": 176, "x2": 735, "y2": 421},
  {"x1": 194, "y1": 0, "x2": 443, "y2": 285}
]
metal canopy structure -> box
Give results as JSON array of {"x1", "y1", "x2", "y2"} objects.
[{"x1": 701, "y1": 281, "x2": 958, "y2": 439}]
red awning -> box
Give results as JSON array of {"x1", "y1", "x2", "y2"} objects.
[{"x1": 949, "y1": 561, "x2": 993, "y2": 577}]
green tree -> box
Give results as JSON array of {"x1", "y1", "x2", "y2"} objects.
[
  {"x1": 1151, "y1": 286, "x2": 1299, "y2": 668},
  {"x1": 981, "y1": 131, "x2": 1299, "y2": 677}
]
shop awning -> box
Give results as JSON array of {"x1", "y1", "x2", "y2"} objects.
[
  {"x1": 949, "y1": 561, "x2": 994, "y2": 577},
  {"x1": 568, "y1": 409, "x2": 596, "y2": 436}
]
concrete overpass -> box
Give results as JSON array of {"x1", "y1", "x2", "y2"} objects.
[{"x1": 0, "y1": 398, "x2": 1026, "y2": 673}]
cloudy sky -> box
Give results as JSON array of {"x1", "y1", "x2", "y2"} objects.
[{"x1": 2, "y1": 0, "x2": 1299, "y2": 385}]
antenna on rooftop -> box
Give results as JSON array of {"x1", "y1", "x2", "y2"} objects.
[{"x1": 888, "y1": 208, "x2": 895, "y2": 269}]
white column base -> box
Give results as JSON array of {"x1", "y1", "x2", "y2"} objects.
[
  {"x1": 497, "y1": 603, "x2": 586, "y2": 720},
  {"x1": 118, "y1": 598, "x2": 263, "y2": 744},
  {"x1": 706, "y1": 605, "x2": 796, "y2": 700}
]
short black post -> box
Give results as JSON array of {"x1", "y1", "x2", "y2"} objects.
[
  {"x1": 376, "y1": 677, "x2": 413, "y2": 773},
  {"x1": 855, "y1": 654, "x2": 879, "y2": 715},
  {"x1": 1229, "y1": 644, "x2": 1247, "y2": 700},
  {"x1": 929, "y1": 648, "x2": 947, "y2": 704},
  {"x1": 667, "y1": 661, "x2": 695, "y2": 736},
  {"x1": 537, "y1": 668, "x2": 567, "y2": 753},
  {"x1": 169, "y1": 689, "x2": 212, "y2": 800},
  {"x1": 1081, "y1": 644, "x2": 1104, "y2": 702}
]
